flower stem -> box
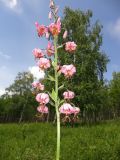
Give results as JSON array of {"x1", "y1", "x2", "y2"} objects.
[
  {"x1": 56, "y1": 108, "x2": 60, "y2": 160},
  {"x1": 54, "y1": 36, "x2": 60, "y2": 160}
]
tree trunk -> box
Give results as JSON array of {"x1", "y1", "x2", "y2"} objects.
[{"x1": 19, "y1": 104, "x2": 25, "y2": 123}]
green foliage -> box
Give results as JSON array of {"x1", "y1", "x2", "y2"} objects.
[
  {"x1": 0, "y1": 121, "x2": 120, "y2": 160},
  {"x1": 1, "y1": 8, "x2": 120, "y2": 123},
  {"x1": 109, "y1": 72, "x2": 120, "y2": 117},
  {"x1": 47, "y1": 75, "x2": 55, "y2": 82},
  {"x1": 49, "y1": 88, "x2": 56, "y2": 102},
  {"x1": 109, "y1": 72, "x2": 120, "y2": 105},
  {"x1": 0, "y1": 72, "x2": 36, "y2": 122},
  {"x1": 60, "y1": 7, "x2": 109, "y2": 110},
  {"x1": 51, "y1": 7, "x2": 109, "y2": 122},
  {"x1": 5, "y1": 72, "x2": 33, "y2": 95}
]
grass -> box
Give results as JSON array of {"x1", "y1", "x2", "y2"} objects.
[{"x1": 0, "y1": 120, "x2": 120, "y2": 160}]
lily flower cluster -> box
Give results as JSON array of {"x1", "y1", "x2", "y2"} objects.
[
  {"x1": 32, "y1": 0, "x2": 80, "y2": 119},
  {"x1": 59, "y1": 91, "x2": 80, "y2": 122}
]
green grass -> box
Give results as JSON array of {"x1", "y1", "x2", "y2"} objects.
[{"x1": 0, "y1": 120, "x2": 120, "y2": 160}]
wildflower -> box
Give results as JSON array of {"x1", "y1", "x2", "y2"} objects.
[
  {"x1": 73, "y1": 107, "x2": 80, "y2": 115},
  {"x1": 37, "y1": 105, "x2": 48, "y2": 113},
  {"x1": 59, "y1": 103, "x2": 74, "y2": 115},
  {"x1": 49, "y1": 18, "x2": 61, "y2": 36},
  {"x1": 46, "y1": 42, "x2": 54, "y2": 56},
  {"x1": 63, "y1": 91, "x2": 75, "y2": 100},
  {"x1": 37, "y1": 58, "x2": 51, "y2": 70},
  {"x1": 32, "y1": 82, "x2": 44, "y2": 91},
  {"x1": 35, "y1": 22, "x2": 46, "y2": 37},
  {"x1": 32, "y1": 48, "x2": 44, "y2": 59},
  {"x1": 61, "y1": 64, "x2": 76, "y2": 78},
  {"x1": 36, "y1": 93, "x2": 49, "y2": 104},
  {"x1": 65, "y1": 41, "x2": 77, "y2": 53}
]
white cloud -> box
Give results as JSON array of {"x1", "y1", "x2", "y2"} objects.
[
  {"x1": 1, "y1": 0, "x2": 17, "y2": 9},
  {"x1": 108, "y1": 18, "x2": 120, "y2": 40},
  {"x1": 0, "y1": 0, "x2": 22, "y2": 13},
  {"x1": 29, "y1": 66, "x2": 45, "y2": 81},
  {"x1": 0, "y1": 89, "x2": 5, "y2": 96},
  {"x1": 0, "y1": 65, "x2": 15, "y2": 92},
  {"x1": 0, "y1": 51, "x2": 11, "y2": 60}
]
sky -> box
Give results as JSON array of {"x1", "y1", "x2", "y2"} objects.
[{"x1": 0, "y1": 0, "x2": 120, "y2": 95}]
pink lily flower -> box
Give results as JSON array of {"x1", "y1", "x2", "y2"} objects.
[
  {"x1": 37, "y1": 105, "x2": 48, "y2": 113},
  {"x1": 61, "y1": 64, "x2": 76, "y2": 78},
  {"x1": 49, "y1": 17, "x2": 61, "y2": 36},
  {"x1": 59, "y1": 103, "x2": 74, "y2": 115},
  {"x1": 32, "y1": 48, "x2": 44, "y2": 59},
  {"x1": 65, "y1": 41, "x2": 77, "y2": 53},
  {"x1": 37, "y1": 58, "x2": 51, "y2": 70},
  {"x1": 35, "y1": 22, "x2": 47, "y2": 37},
  {"x1": 36, "y1": 93, "x2": 49, "y2": 104},
  {"x1": 63, "y1": 91, "x2": 75, "y2": 100},
  {"x1": 46, "y1": 42, "x2": 54, "y2": 56}
]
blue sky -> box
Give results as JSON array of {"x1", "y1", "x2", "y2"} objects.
[{"x1": 0, "y1": 0, "x2": 120, "y2": 95}]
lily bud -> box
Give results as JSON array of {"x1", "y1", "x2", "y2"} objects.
[
  {"x1": 49, "y1": 0, "x2": 54, "y2": 8},
  {"x1": 55, "y1": 6, "x2": 59, "y2": 14},
  {"x1": 57, "y1": 17, "x2": 61, "y2": 25},
  {"x1": 46, "y1": 32, "x2": 50, "y2": 39},
  {"x1": 48, "y1": 11, "x2": 52, "y2": 20},
  {"x1": 63, "y1": 30, "x2": 68, "y2": 39}
]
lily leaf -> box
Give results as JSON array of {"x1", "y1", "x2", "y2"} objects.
[
  {"x1": 49, "y1": 100, "x2": 55, "y2": 107},
  {"x1": 58, "y1": 84, "x2": 64, "y2": 90},
  {"x1": 49, "y1": 89, "x2": 56, "y2": 102},
  {"x1": 59, "y1": 99, "x2": 65, "y2": 105},
  {"x1": 57, "y1": 71, "x2": 61, "y2": 77},
  {"x1": 58, "y1": 99, "x2": 65, "y2": 107},
  {"x1": 47, "y1": 75, "x2": 55, "y2": 82},
  {"x1": 52, "y1": 61, "x2": 55, "y2": 67}
]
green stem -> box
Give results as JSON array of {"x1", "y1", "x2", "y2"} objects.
[
  {"x1": 54, "y1": 36, "x2": 60, "y2": 160},
  {"x1": 56, "y1": 109, "x2": 60, "y2": 160}
]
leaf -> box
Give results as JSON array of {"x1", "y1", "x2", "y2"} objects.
[
  {"x1": 49, "y1": 101, "x2": 55, "y2": 107},
  {"x1": 59, "y1": 99, "x2": 65, "y2": 105},
  {"x1": 49, "y1": 89, "x2": 56, "y2": 102},
  {"x1": 58, "y1": 99, "x2": 65, "y2": 107},
  {"x1": 58, "y1": 84, "x2": 64, "y2": 90},
  {"x1": 52, "y1": 61, "x2": 55, "y2": 67},
  {"x1": 57, "y1": 71, "x2": 61, "y2": 77},
  {"x1": 47, "y1": 75, "x2": 55, "y2": 82}
]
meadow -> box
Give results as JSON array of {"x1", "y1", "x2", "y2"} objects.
[{"x1": 0, "y1": 120, "x2": 120, "y2": 160}]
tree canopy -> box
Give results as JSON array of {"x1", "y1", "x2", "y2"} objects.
[{"x1": 1, "y1": 8, "x2": 120, "y2": 124}]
